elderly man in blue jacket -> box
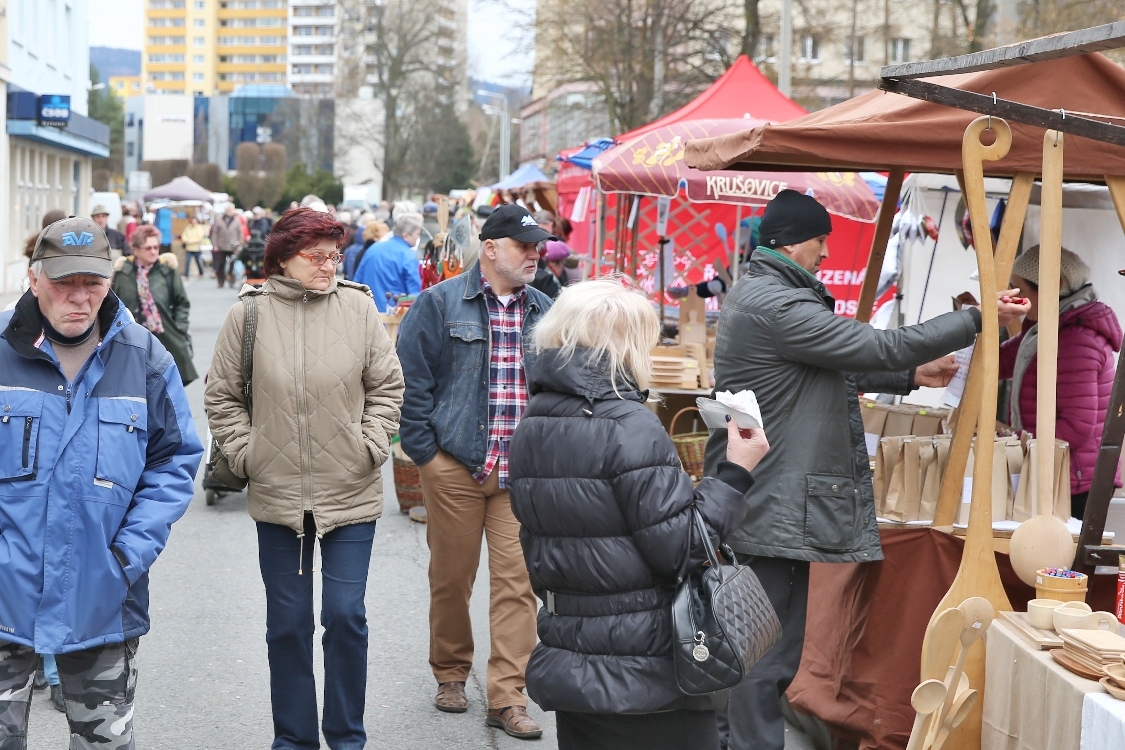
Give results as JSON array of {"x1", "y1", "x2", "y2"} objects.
[{"x1": 0, "y1": 217, "x2": 203, "y2": 750}]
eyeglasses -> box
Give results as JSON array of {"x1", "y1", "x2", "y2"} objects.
[{"x1": 297, "y1": 251, "x2": 344, "y2": 266}]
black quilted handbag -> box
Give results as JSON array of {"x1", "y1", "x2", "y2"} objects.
[{"x1": 672, "y1": 506, "x2": 781, "y2": 695}]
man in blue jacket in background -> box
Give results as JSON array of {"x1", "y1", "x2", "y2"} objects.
[
  {"x1": 0, "y1": 217, "x2": 203, "y2": 750},
  {"x1": 353, "y1": 211, "x2": 423, "y2": 311}
]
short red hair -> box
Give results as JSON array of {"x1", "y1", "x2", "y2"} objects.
[
  {"x1": 130, "y1": 224, "x2": 161, "y2": 251},
  {"x1": 264, "y1": 208, "x2": 350, "y2": 277}
]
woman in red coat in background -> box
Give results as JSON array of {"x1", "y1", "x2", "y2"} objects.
[{"x1": 1002, "y1": 245, "x2": 1123, "y2": 519}]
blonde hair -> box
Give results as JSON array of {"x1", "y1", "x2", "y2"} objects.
[
  {"x1": 363, "y1": 221, "x2": 389, "y2": 243},
  {"x1": 534, "y1": 277, "x2": 659, "y2": 394}
]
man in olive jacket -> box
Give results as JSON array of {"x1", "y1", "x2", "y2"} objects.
[{"x1": 703, "y1": 190, "x2": 1030, "y2": 750}]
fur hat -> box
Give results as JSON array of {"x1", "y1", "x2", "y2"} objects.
[{"x1": 1010, "y1": 245, "x2": 1090, "y2": 296}]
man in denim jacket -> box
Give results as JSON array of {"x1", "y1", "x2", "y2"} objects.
[{"x1": 397, "y1": 204, "x2": 554, "y2": 739}]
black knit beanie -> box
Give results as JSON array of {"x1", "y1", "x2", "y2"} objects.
[{"x1": 758, "y1": 190, "x2": 833, "y2": 248}]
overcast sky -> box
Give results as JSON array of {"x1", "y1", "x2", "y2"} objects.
[{"x1": 88, "y1": 0, "x2": 532, "y2": 87}]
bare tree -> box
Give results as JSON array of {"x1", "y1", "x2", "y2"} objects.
[
  {"x1": 533, "y1": 0, "x2": 740, "y2": 134},
  {"x1": 235, "y1": 143, "x2": 287, "y2": 208},
  {"x1": 338, "y1": 0, "x2": 459, "y2": 199}
]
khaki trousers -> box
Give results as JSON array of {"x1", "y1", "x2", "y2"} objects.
[{"x1": 419, "y1": 450, "x2": 537, "y2": 709}]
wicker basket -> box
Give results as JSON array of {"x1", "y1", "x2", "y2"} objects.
[
  {"x1": 392, "y1": 453, "x2": 425, "y2": 513},
  {"x1": 670, "y1": 407, "x2": 708, "y2": 480}
]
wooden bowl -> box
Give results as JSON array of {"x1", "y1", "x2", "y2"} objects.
[
  {"x1": 1101, "y1": 676, "x2": 1125, "y2": 701},
  {"x1": 1104, "y1": 663, "x2": 1125, "y2": 690}
]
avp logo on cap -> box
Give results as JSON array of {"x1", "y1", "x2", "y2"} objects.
[
  {"x1": 520, "y1": 215, "x2": 537, "y2": 227},
  {"x1": 62, "y1": 231, "x2": 95, "y2": 247}
]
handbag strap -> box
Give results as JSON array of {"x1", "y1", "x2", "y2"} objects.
[
  {"x1": 678, "y1": 505, "x2": 724, "y2": 584},
  {"x1": 240, "y1": 296, "x2": 257, "y2": 423}
]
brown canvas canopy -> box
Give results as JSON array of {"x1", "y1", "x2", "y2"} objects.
[{"x1": 684, "y1": 53, "x2": 1125, "y2": 182}]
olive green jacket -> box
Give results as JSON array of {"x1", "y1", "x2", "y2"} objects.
[{"x1": 111, "y1": 253, "x2": 199, "y2": 384}]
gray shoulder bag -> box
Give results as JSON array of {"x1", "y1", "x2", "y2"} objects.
[{"x1": 207, "y1": 297, "x2": 257, "y2": 490}]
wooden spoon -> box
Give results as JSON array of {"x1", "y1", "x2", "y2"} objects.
[
  {"x1": 1008, "y1": 129, "x2": 1076, "y2": 586},
  {"x1": 933, "y1": 598, "x2": 993, "y2": 737},
  {"x1": 905, "y1": 679, "x2": 948, "y2": 750},
  {"x1": 932, "y1": 688, "x2": 980, "y2": 750},
  {"x1": 922, "y1": 608, "x2": 966, "y2": 682}
]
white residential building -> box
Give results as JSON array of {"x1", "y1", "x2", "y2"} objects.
[
  {"x1": 289, "y1": 0, "x2": 338, "y2": 96},
  {"x1": 124, "y1": 95, "x2": 196, "y2": 177}
]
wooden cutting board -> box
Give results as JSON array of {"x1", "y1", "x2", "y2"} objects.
[
  {"x1": 1059, "y1": 628, "x2": 1125, "y2": 654},
  {"x1": 999, "y1": 611, "x2": 1064, "y2": 650}
]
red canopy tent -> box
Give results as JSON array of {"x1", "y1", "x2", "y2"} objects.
[{"x1": 556, "y1": 56, "x2": 880, "y2": 312}]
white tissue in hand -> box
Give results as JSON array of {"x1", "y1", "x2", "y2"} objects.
[{"x1": 695, "y1": 390, "x2": 763, "y2": 430}]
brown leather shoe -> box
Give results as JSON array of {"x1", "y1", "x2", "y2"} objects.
[
  {"x1": 434, "y1": 681, "x2": 468, "y2": 713},
  {"x1": 486, "y1": 705, "x2": 543, "y2": 739}
]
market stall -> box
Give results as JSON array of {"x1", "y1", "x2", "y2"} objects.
[{"x1": 684, "y1": 29, "x2": 1125, "y2": 750}]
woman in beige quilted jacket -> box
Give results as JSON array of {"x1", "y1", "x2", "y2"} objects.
[{"x1": 205, "y1": 207, "x2": 404, "y2": 750}]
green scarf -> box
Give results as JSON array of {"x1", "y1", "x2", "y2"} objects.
[{"x1": 754, "y1": 246, "x2": 819, "y2": 282}]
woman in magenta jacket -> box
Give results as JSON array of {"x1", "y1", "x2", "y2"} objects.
[{"x1": 1002, "y1": 245, "x2": 1123, "y2": 519}]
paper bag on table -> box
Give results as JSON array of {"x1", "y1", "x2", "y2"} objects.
[
  {"x1": 1014, "y1": 439, "x2": 1071, "y2": 520},
  {"x1": 874, "y1": 436, "x2": 906, "y2": 516},
  {"x1": 1005, "y1": 438, "x2": 1024, "y2": 521},
  {"x1": 919, "y1": 436, "x2": 950, "y2": 521},
  {"x1": 882, "y1": 442, "x2": 909, "y2": 521},
  {"x1": 990, "y1": 437, "x2": 1013, "y2": 523}
]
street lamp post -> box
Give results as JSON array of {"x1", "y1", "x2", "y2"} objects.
[{"x1": 476, "y1": 89, "x2": 510, "y2": 180}]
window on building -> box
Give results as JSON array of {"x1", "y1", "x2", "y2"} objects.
[
  {"x1": 799, "y1": 34, "x2": 820, "y2": 63},
  {"x1": 889, "y1": 37, "x2": 911, "y2": 63},
  {"x1": 293, "y1": 45, "x2": 313, "y2": 55},
  {"x1": 292, "y1": 64, "x2": 312, "y2": 75},
  {"x1": 149, "y1": 0, "x2": 186, "y2": 7},
  {"x1": 259, "y1": 36, "x2": 282, "y2": 44},
  {"x1": 149, "y1": 36, "x2": 186, "y2": 45},
  {"x1": 194, "y1": 19, "x2": 205, "y2": 27},
  {"x1": 127, "y1": 113, "x2": 135, "y2": 126},
  {"x1": 127, "y1": 142, "x2": 135, "y2": 157},
  {"x1": 293, "y1": 27, "x2": 313, "y2": 36},
  {"x1": 759, "y1": 34, "x2": 776, "y2": 61},
  {"x1": 194, "y1": 0, "x2": 205, "y2": 7},
  {"x1": 171, "y1": 72, "x2": 185, "y2": 80},
  {"x1": 193, "y1": 72, "x2": 205, "y2": 81},
  {"x1": 194, "y1": 36, "x2": 205, "y2": 45},
  {"x1": 315, "y1": 45, "x2": 334, "y2": 55},
  {"x1": 193, "y1": 54, "x2": 205, "y2": 63},
  {"x1": 844, "y1": 35, "x2": 865, "y2": 62},
  {"x1": 314, "y1": 64, "x2": 333, "y2": 74}
]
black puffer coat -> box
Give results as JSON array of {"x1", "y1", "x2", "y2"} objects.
[{"x1": 509, "y1": 348, "x2": 754, "y2": 715}]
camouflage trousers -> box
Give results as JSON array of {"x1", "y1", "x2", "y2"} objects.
[{"x1": 0, "y1": 638, "x2": 138, "y2": 750}]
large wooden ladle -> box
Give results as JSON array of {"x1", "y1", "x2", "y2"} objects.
[
  {"x1": 1008, "y1": 129, "x2": 1077, "y2": 586},
  {"x1": 921, "y1": 116, "x2": 1015, "y2": 750}
]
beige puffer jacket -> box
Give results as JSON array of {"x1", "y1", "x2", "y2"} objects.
[{"x1": 205, "y1": 275, "x2": 404, "y2": 536}]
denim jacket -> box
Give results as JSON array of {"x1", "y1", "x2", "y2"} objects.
[{"x1": 396, "y1": 263, "x2": 551, "y2": 471}]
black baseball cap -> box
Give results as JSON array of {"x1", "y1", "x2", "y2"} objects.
[
  {"x1": 479, "y1": 204, "x2": 557, "y2": 243},
  {"x1": 31, "y1": 217, "x2": 113, "y2": 279}
]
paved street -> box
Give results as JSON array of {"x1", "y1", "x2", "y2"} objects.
[{"x1": 21, "y1": 277, "x2": 813, "y2": 750}]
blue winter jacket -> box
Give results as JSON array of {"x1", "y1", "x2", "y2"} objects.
[
  {"x1": 353, "y1": 235, "x2": 422, "y2": 312},
  {"x1": 0, "y1": 291, "x2": 203, "y2": 654}
]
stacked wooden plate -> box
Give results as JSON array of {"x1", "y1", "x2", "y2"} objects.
[
  {"x1": 651, "y1": 356, "x2": 701, "y2": 389},
  {"x1": 1053, "y1": 629, "x2": 1125, "y2": 679}
]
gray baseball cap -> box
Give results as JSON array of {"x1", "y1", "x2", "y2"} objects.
[
  {"x1": 90, "y1": 204, "x2": 110, "y2": 216},
  {"x1": 31, "y1": 217, "x2": 113, "y2": 279}
]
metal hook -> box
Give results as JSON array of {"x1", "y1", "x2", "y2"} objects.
[
  {"x1": 987, "y1": 93, "x2": 997, "y2": 130},
  {"x1": 1055, "y1": 109, "x2": 1065, "y2": 147}
]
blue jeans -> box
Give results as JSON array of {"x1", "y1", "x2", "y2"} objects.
[
  {"x1": 184, "y1": 251, "x2": 204, "y2": 277},
  {"x1": 257, "y1": 514, "x2": 376, "y2": 750}
]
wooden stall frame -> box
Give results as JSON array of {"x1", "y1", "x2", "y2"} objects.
[{"x1": 855, "y1": 168, "x2": 905, "y2": 323}]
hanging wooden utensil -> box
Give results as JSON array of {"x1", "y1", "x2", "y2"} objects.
[
  {"x1": 932, "y1": 171, "x2": 1035, "y2": 527},
  {"x1": 905, "y1": 679, "x2": 948, "y2": 750},
  {"x1": 923, "y1": 116, "x2": 1015, "y2": 750},
  {"x1": 930, "y1": 597, "x2": 993, "y2": 741},
  {"x1": 1009, "y1": 129, "x2": 1076, "y2": 586},
  {"x1": 931, "y1": 688, "x2": 980, "y2": 750}
]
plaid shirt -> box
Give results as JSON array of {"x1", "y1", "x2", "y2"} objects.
[{"x1": 475, "y1": 276, "x2": 529, "y2": 488}]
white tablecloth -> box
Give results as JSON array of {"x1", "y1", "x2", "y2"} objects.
[{"x1": 1081, "y1": 692, "x2": 1125, "y2": 750}]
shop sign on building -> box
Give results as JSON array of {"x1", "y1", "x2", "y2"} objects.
[{"x1": 37, "y1": 95, "x2": 71, "y2": 128}]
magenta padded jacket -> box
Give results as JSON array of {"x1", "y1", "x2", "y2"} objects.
[{"x1": 1000, "y1": 299, "x2": 1122, "y2": 495}]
